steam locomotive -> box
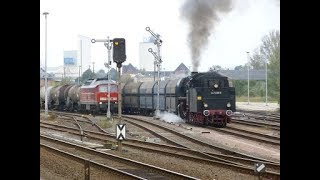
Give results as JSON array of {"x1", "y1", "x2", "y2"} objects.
[
  {"x1": 40, "y1": 71, "x2": 236, "y2": 127},
  {"x1": 122, "y1": 71, "x2": 236, "y2": 127}
]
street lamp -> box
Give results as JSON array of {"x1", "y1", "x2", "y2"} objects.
[
  {"x1": 265, "y1": 59, "x2": 268, "y2": 106},
  {"x1": 43, "y1": 12, "x2": 49, "y2": 117},
  {"x1": 246, "y1": 51, "x2": 250, "y2": 105}
]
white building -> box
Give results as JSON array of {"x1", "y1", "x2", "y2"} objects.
[
  {"x1": 78, "y1": 35, "x2": 92, "y2": 75},
  {"x1": 139, "y1": 37, "x2": 157, "y2": 71}
]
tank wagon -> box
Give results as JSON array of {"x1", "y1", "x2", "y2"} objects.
[{"x1": 40, "y1": 78, "x2": 119, "y2": 115}]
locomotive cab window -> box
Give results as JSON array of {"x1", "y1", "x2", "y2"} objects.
[
  {"x1": 99, "y1": 85, "x2": 117, "y2": 92},
  {"x1": 110, "y1": 85, "x2": 117, "y2": 92},
  {"x1": 99, "y1": 85, "x2": 108, "y2": 92},
  {"x1": 208, "y1": 80, "x2": 222, "y2": 89}
]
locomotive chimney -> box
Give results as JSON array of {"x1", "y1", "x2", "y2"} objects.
[{"x1": 191, "y1": 71, "x2": 198, "y2": 76}]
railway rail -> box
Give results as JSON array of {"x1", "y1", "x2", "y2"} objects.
[
  {"x1": 207, "y1": 126, "x2": 280, "y2": 146},
  {"x1": 231, "y1": 118, "x2": 280, "y2": 131},
  {"x1": 41, "y1": 134, "x2": 199, "y2": 180},
  {"x1": 235, "y1": 109, "x2": 280, "y2": 122},
  {"x1": 122, "y1": 115, "x2": 279, "y2": 163},
  {"x1": 40, "y1": 121, "x2": 280, "y2": 177}
]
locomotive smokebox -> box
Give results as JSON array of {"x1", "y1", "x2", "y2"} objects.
[{"x1": 191, "y1": 71, "x2": 198, "y2": 76}]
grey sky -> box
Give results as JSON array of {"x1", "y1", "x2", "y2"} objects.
[{"x1": 40, "y1": 0, "x2": 279, "y2": 72}]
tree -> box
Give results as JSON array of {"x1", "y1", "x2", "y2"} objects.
[
  {"x1": 234, "y1": 65, "x2": 246, "y2": 71},
  {"x1": 95, "y1": 69, "x2": 106, "y2": 78},
  {"x1": 260, "y1": 30, "x2": 280, "y2": 104},
  {"x1": 138, "y1": 68, "x2": 146, "y2": 75},
  {"x1": 250, "y1": 48, "x2": 265, "y2": 70},
  {"x1": 209, "y1": 65, "x2": 222, "y2": 72},
  {"x1": 81, "y1": 68, "x2": 95, "y2": 83},
  {"x1": 110, "y1": 68, "x2": 118, "y2": 80},
  {"x1": 59, "y1": 77, "x2": 74, "y2": 85}
]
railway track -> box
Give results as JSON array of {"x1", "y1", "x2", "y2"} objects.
[
  {"x1": 207, "y1": 126, "x2": 280, "y2": 146},
  {"x1": 40, "y1": 121, "x2": 280, "y2": 177},
  {"x1": 123, "y1": 115, "x2": 279, "y2": 163},
  {"x1": 236, "y1": 109, "x2": 280, "y2": 122},
  {"x1": 231, "y1": 118, "x2": 280, "y2": 131},
  {"x1": 41, "y1": 134, "x2": 198, "y2": 179},
  {"x1": 41, "y1": 111, "x2": 280, "y2": 166}
]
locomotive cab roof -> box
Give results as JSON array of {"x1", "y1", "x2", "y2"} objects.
[
  {"x1": 187, "y1": 71, "x2": 229, "y2": 88},
  {"x1": 81, "y1": 78, "x2": 116, "y2": 88}
]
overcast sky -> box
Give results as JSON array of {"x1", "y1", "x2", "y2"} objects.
[{"x1": 40, "y1": 0, "x2": 279, "y2": 72}]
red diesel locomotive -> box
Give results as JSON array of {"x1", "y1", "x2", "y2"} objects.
[{"x1": 79, "y1": 78, "x2": 118, "y2": 114}]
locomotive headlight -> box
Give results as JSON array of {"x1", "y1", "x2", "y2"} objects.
[
  {"x1": 197, "y1": 96, "x2": 202, "y2": 100},
  {"x1": 227, "y1": 102, "x2": 231, "y2": 107},
  {"x1": 204, "y1": 103, "x2": 208, "y2": 108},
  {"x1": 214, "y1": 84, "x2": 219, "y2": 88}
]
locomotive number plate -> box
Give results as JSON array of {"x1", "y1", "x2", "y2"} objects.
[{"x1": 211, "y1": 91, "x2": 222, "y2": 94}]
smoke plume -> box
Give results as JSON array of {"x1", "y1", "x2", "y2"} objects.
[
  {"x1": 180, "y1": 0, "x2": 233, "y2": 72},
  {"x1": 156, "y1": 111, "x2": 185, "y2": 124}
]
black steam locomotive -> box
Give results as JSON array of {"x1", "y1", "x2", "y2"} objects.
[{"x1": 122, "y1": 71, "x2": 236, "y2": 127}]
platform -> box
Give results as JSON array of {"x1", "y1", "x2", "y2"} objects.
[{"x1": 236, "y1": 102, "x2": 279, "y2": 112}]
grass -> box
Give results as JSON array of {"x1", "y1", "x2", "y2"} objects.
[
  {"x1": 98, "y1": 118, "x2": 113, "y2": 129},
  {"x1": 46, "y1": 113, "x2": 57, "y2": 120}
]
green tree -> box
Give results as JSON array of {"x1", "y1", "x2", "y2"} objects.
[
  {"x1": 234, "y1": 65, "x2": 245, "y2": 70},
  {"x1": 110, "y1": 68, "x2": 118, "y2": 80},
  {"x1": 138, "y1": 68, "x2": 146, "y2": 75},
  {"x1": 59, "y1": 77, "x2": 74, "y2": 85},
  {"x1": 95, "y1": 69, "x2": 106, "y2": 78},
  {"x1": 209, "y1": 65, "x2": 222, "y2": 72},
  {"x1": 260, "y1": 30, "x2": 280, "y2": 104},
  {"x1": 81, "y1": 68, "x2": 95, "y2": 83},
  {"x1": 250, "y1": 48, "x2": 265, "y2": 70}
]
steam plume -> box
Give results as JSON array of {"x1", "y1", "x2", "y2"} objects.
[{"x1": 180, "y1": 0, "x2": 233, "y2": 72}]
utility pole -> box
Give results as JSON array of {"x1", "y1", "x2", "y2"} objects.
[
  {"x1": 63, "y1": 66, "x2": 66, "y2": 78},
  {"x1": 146, "y1": 27, "x2": 163, "y2": 118},
  {"x1": 43, "y1": 12, "x2": 49, "y2": 117},
  {"x1": 154, "y1": 61, "x2": 156, "y2": 81},
  {"x1": 78, "y1": 65, "x2": 81, "y2": 85},
  {"x1": 247, "y1": 52, "x2": 250, "y2": 105},
  {"x1": 80, "y1": 39, "x2": 83, "y2": 76},
  {"x1": 92, "y1": 62, "x2": 95, "y2": 73}
]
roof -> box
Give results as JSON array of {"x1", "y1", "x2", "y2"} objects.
[
  {"x1": 40, "y1": 67, "x2": 54, "y2": 79},
  {"x1": 174, "y1": 63, "x2": 190, "y2": 74},
  {"x1": 218, "y1": 70, "x2": 267, "y2": 80},
  {"x1": 122, "y1": 63, "x2": 138, "y2": 74}
]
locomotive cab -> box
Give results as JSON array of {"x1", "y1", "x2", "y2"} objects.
[{"x1": 184, "y1": 72, "x2": 236, "y2": 127}]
